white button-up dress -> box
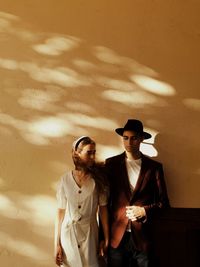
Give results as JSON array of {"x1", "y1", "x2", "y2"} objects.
[{"x1": 56, "y1": 171, "x2": 107, "y2": 267}]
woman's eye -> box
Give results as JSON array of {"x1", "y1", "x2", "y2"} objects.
[{"x1": 87, "y1": 151, "x2": 95, "y2": 155}]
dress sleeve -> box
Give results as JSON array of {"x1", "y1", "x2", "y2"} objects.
[{"x1": 56, "y1": 176, "x2": 67, "y2": 209}]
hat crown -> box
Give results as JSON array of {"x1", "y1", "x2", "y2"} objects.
[
  {"x1": 115, "y1": 119, "x2": 151, "y2": 139},
  {"x1": 123, "y1": 119, "x2": 143, "y2": 133}
]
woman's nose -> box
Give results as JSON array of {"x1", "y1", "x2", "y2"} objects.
[{"x1": 90, "y1": 153, "x2": 95, "y2": 159}]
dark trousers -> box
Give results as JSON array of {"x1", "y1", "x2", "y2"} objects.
[{"x1": 108, "y1": 232, "x2": 150, "y2": 267}]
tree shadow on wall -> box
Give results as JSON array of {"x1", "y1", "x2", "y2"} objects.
[{"x1": 0, "y1": 6, "x2": 200, "y2": 267}]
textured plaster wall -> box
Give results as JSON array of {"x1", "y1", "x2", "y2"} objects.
[{"x1": 0, "y1": 0, "x2": 199, "y2": 266}]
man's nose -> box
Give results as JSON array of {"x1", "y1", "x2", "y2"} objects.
[{"x1": 127, "y1": 138, "x2": 132, "y2": 145}]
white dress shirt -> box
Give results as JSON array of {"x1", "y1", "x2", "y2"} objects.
[{"x1": 126, "y1": 157, "x2": 142, "y2": 189}]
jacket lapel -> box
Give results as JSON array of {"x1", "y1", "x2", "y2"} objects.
[
  {"x1": 119, "y1": 153, "x2": 131, "y2": 192},
  {"x1": 130, "y1": 154, "x2": 148, "y2": 202}
]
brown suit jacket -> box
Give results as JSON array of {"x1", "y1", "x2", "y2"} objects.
[{"x1": 105, "y1": 152, "x2": 169, "y2": 251}]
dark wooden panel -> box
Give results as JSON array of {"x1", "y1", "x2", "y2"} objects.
[{"x1": 151, "y1": 208, "x2": 200, "y2": 267}]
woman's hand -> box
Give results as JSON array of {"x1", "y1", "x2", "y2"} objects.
[
  {"x1": 55, "y1": 244, "x2": 64, "y2": 266},
  {"x1": 99, "y1": 240, "x2": 108, "y2": 257}
]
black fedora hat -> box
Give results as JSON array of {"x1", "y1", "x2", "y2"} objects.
[{"x1": 115, "y1": 119, "x2": 151, "y2": 139}]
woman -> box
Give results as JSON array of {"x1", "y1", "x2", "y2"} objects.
[{"x1": 55, "y1": 136, "x2": 109, "y2": 267}]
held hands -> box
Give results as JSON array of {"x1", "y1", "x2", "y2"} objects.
[
  {"x1": 55, "y1": 244, "x2": 63, "y2": 266},
  {"x1": 99, "y1": 240, "x2": 108, "y2": 257},
  {"x1": 126, "y1": 205, "x2": 146, "y2": 221}
]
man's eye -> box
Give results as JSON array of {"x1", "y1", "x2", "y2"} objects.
[{"x1": 132, "y1": 137, "x2": 137, "y2": 140}]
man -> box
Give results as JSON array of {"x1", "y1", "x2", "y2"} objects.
[{"x1": 106, "y1": 119, "x2": 170, "y2": 267}]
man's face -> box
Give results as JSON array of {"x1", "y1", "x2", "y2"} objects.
[{"x1": 122, "y1": 130, "x2": 143, "y2": 153}]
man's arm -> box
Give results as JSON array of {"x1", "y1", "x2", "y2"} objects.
[
  {"x1": 144, "y1": 163, "x2": 170, "y2": 216},
  {"x1": 126, "y1": 163, "x2": 170, "y2": 222}
]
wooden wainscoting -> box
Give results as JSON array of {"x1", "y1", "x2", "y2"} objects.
[{"x1": 151, "y1": 208, "x2": 200, "y2": 267}]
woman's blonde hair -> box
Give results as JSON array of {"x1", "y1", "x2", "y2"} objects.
[{"x1": 71, "y1": 136, "x2": 107, "y2": 194}]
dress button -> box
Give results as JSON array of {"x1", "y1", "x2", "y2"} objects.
[
  {"x1": 78, "y1": 190, "x2": 82, "y2": 194},
  {"x1": 78, "y1": 205, "x2": 81, "y2": 209},
  {"x1": 78, "y1": 244, "x2": 80, "y2": 248}
]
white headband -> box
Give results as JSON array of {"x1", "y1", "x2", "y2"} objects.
[{"x1": 72, "y1": 136, "x2": 88, "y2": 151}]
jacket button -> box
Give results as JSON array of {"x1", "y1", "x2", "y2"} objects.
[{"x1": 78, "y1": 190, "x2": 82, "y2": 194}]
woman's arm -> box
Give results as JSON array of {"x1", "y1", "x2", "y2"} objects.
[
  {"x1": 55, "y1": 208, "x2": 65, "y2": 266},
  {"x1": 99, "y1": 205, "x2": 109, "y2": 256}
]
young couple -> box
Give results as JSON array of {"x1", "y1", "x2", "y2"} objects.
[{"x1": 55, "y1": 119, "x2": 170, "y2": 267}]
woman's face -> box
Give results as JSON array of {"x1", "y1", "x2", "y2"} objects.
[{"x1": 77, "y1": 143, "x2": 96, "y2": 166}]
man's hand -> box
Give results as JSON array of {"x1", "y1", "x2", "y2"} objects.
[{"x1": 126, "y1": 205, "x2": 146, "y2": 221}]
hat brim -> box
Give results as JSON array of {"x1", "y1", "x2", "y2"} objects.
[{"x1": 115, "y1": 128, "x2": 152, "y2": 139}]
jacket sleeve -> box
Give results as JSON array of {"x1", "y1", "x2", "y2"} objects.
[{"x1": 143, "y1": 163, "x2": 170, "y2": 218}]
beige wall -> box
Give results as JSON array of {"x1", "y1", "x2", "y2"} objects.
[{"x1": 0, "y1": 0, "x2": 199, "y2": 266}]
